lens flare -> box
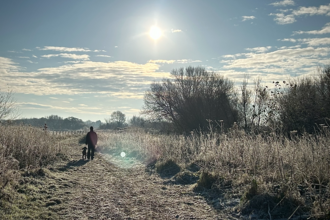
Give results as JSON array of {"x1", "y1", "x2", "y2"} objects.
[{"x1": 121, "y1": 152, "x2": 126, "y2": 157}]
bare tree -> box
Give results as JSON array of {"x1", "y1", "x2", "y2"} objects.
[
  {"x1": 251, "y1": 77, "x2": 269, "y2": 132},
  {"x1": 143, "y1": 66, "x2": 239, "y2": 133},
  {"x1": 239, "y1": 75, "x2": 251, "y2": 131},
  {"x1": 0, "y1": 89, "x2": 18, "y2": 121}
]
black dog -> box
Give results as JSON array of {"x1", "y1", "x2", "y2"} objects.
[{"x1": 82, "y1": 147, "x2": 87, "y2": 160}]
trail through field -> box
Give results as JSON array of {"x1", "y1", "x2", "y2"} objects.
[{"x1": 43, "y1": 141, "x2": 241, "y2": 220}]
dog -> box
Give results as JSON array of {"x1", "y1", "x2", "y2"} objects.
[{"x1": 82, "y1": 147, "x2": 87, "y2": 160}]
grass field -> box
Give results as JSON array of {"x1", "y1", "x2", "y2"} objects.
[
  {"x1": 0, "y1": 125, "x2": 329, "y2": 219},
  {"x1": 97, "y1": 127, "x2": 330, "y2": 218}
]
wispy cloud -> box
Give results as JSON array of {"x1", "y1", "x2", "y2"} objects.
[
  {"x1": 278, "y1": 38, "x2": 297, "y2": 42},
  {"x1": 41, "y1": 53, "x2": 90, "y2": 60},
  {"x1": 94, "y1": 50, "x2": 106, "y2": 52},
  {"x1": 293, "y1": 22, "x2": 330, "y2": 35},
  {"x1": 149, "y1": 59, "x2": 202, "y2": 64},
  {"x1": 292, "y1": 4, "x2": 330, "y2": 16},
  {"x1": 246, "y1": 46, "x2": 272, "y2": 53},
  {"x1": 149, "y1": 60, "x2": 175, "y2": 64},
  {"x1": 17, "y1": 102, "x2": 106, "y2": 115},
  {"x1": 18, "y1": 56, "x2": 29, "y2": 59},
  {"x1": 222, "y1": 55, "x2": 236, "y2": 59},
  {"x1": 37, "y1": 46, "x2": 91, "y2": 52},
  {"x1": 22, "y1": 48, "x2": 32, "y2": 51},
  {"x1": 278, "y1": 37, "x2": 330, "y2": 46},
  {"x1": 96, "y1": 55, "x2": 111, "y2": 58},
  {"x1": 8, "y1": 50, "x2": 22, "y2": 53},
  {"x1": 32, "y1": 55, "x2": 37, "y2": 58},
  {"x1": 171, "y1": 29, "x2": 182, "y2": 33},
  {"x1": 64, "y1": 61, "x2": 83, "y2": 64},
  {"x1": 270, "y1": 3, "x2": 330, "y2": 24},
  {"x1": 177, "y1": 59, "x2": 202, "y2": 63},
  {"x1": 270, "y1": 0, "x2": 295, "y2": 7},
  {"x1": 0, "y1": 57, "x2": 20, "y2": 73},
  {"x1": 242, "y1": 16, "x2": 255, "y2": 21},
  {"x1": 221, "y1": 47, "x2": 330, "y2": 75},
  {"x1": 269, "y1": 13, "x2": 296, "y2": 24}
]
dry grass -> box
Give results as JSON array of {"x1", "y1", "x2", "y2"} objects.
[
  {"x1": 1, "y1": 125, "x2": 329, "y2": 218},
  {"x1": 0, "y1": 125, "x2": 64, "y2": 169},
  {"x1": 97, "y1": 127, "x2": 330, "y2": 218},
  {"x1": 0, "y1": 124, "x2": 71, "y2": 219}
]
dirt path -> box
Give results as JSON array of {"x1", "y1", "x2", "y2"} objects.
[{"x1": 32, "y1": 139, "x2": 241, "y2": 220}]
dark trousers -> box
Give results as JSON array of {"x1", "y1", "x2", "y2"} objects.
[{"x1": 87, "y1": 144, "x2": 95, "y2": 159}]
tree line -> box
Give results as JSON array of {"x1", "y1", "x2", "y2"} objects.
[
  {"x1": 11, "y1": 115, "x2": 101, "y2": 131},
  {"x1": 142, "y1": 66, "x2": 330, "y2": 135}
]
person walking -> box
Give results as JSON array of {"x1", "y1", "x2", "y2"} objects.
[{"x1": 85, "y1": 126, "x2": 98, "y2": 160}]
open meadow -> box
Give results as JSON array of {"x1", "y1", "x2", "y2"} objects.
[{"x1": 0, "y1": 124, "x2": 329, "y2": 219}]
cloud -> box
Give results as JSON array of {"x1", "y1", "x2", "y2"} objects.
[
  {"x1": 22, "y1": 48, "x2": 32, "y2": 51},
  {"x1": 221, "y1": 47, "x2": 330, "y2": 74},
  {"x1": 96, "y1": 55, "x2": 111, "y2": 58},
  {"x1": 292, "y1": 4, "x2": 330, "y2": 16},
  {"x1": 32, "y1": 55, "x2": 37, "y2": 58},
  {"x1": 37, "y1": 46, "x2": 91, "y2": 52},
  {"x1": 269, "y1": 13, "x2": 296, "y2": 24},
  {"x1": 149, "y1": 60, "x2": 176, "y2": 64},
  {"x1": 18, "y1": 56, "x2": 29, "y2": 59},
  {"x1": 0, "y1": 57, "x2": 20, "y2": 73},
  {"x1": 177, "y1": 59, "x2": 202, "y2": 63},
  {"x1": 293, "y1": 22, "x2": 330, "y2": 35},
  {"x1": 242, "y1": 16, "x2": 255, "y2": 21},
  {"x1": 270, "y1": 3, "x2": 330, "y2": 24},
  {"x1": 41, "y1": 53, "x2": 90, "y2": 60},
  {"x1": 270, "y1": 0, "x2": 295, "y2": 7},
  {"x1": 278, "y1": 38, "x2": 297, "y2": 42},
  {"x1": 17, "y1": 102, "x2": 106, "y2": 115},
  {"x1": 171, "y1": 29, "x2": 182, "y2": 33},
  {"x1": 246, "y1": 46, "x2": 272, "y2": 53},
  {"x1": 8, "y1": 50, "x2": 21, "y2": 53},
  {"x1": 299, "y1": 38, "x2": 330, "y2": 46},
  {"x1": 63, "y1": 61, "x2": 83, "y2": 64},
  {"x1": 149, "y1": 59, "x2": 202, "y2": 64},
  {"x1": 222, "y1": 55, "x2": 236, "y2": 59},
  {"x1": 278, "y1": 37, "x2": 330, "y2": 46},
  {"x1": 94, "y1": 50, "x2": 107, "y2": 52},
  {"x1": 0, "y1": 57, "x2": 171, "y2": 98},
  {"x1": 49, "y1": 97, "x2": 58, "y2": 99}
]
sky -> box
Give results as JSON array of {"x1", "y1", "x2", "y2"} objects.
[{"x1": 1, "y1": 0, "x2": 330, "y2": 122}]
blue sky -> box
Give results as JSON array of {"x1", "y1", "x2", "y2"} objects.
[{"x1": 1, "y1": 0, "x2": 330, "y2": 121}]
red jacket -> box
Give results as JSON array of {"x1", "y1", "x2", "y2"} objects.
[{"x1": 86, "y1": 131, "x2": 97, "y2": 147}]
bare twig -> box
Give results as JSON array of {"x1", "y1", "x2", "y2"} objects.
[
  {"x1": 271, "y1": 195, "x2": 286, "y2": 213},
  {"x1": 268, "y1": 203, "x2": 272, "y2": 220},
  {"x1": 288, "y1": 205, "x2": 300, "y2": 220}
]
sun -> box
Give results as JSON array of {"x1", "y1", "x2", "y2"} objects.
[{"x1": 149, "y1": 26, "x2": 162, "y2": 40}]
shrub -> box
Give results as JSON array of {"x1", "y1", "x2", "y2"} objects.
[
  {"x1": 276, "y1": 66, "x2": 330, "y2": 134},
  {"x1": 196, "y1": 171, "x2": 217, "y2": 189},
  {"x1": 156, "y1": 159, "x2": 181, "y2": 177}
]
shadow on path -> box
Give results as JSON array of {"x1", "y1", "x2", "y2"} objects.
[{"x1": 58, "y1": 159, "x2": 89, "y2": 171}]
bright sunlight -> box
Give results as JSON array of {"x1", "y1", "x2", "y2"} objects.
[{"x1": 149, "y1": 26, "x2": 162, "y2": 40}]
